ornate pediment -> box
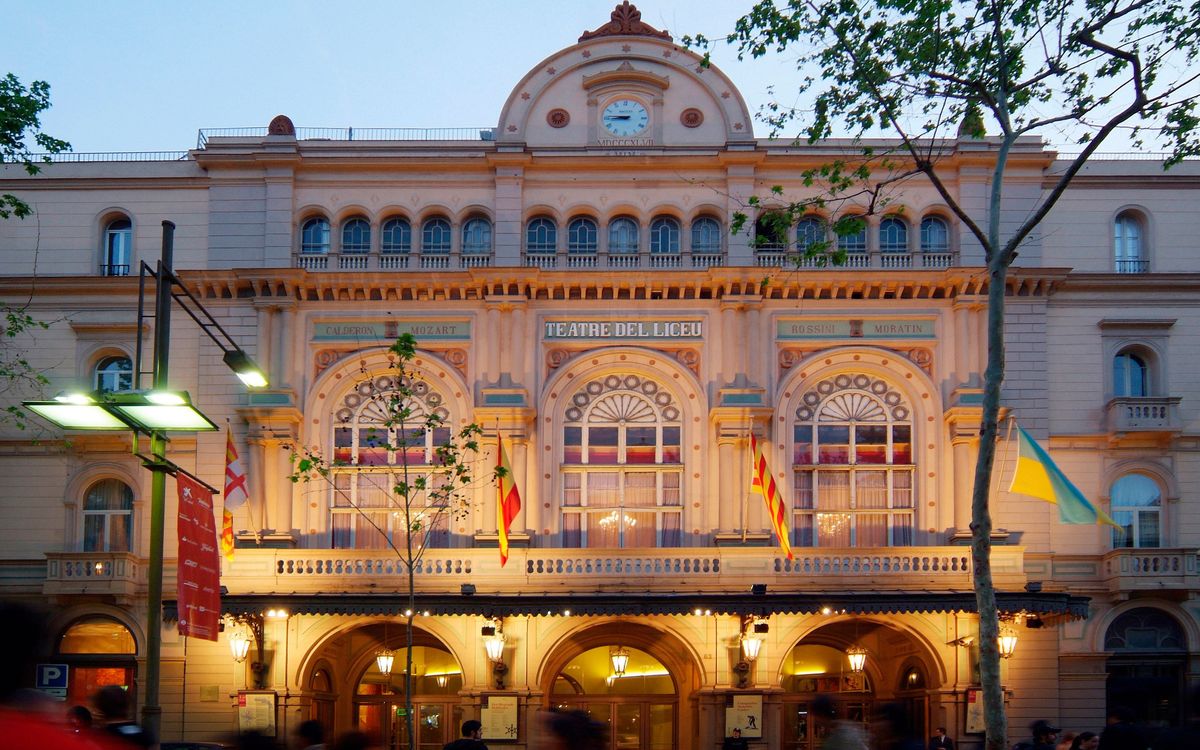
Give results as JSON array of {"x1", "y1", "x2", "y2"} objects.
[{"x1": 579, "y1": 2, "x2": 672, "y2": 42}]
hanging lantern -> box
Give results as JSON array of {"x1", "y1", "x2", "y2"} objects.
[
  {"x1": 375, "y1": 648, "x2": 396, "y2": 676},
  {"x1": 998, "y1": 627, "x2": 1019, "y2": 659},
  {"x1": 610, "y1": 645, "x2": 630, "y2": 676},
  {"x1": 228, "y1": 628, "x2": 251, "y2": 664},
  {"x1": 741, "y1": 631, "x2": 764, "y2": 661},
  {"x1": 846, "y1": 645, "x2": 868, "y2": 674}
]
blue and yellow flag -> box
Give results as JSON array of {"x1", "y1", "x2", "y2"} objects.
[{"x1": 1009, "y1": 425, "x2": 1119, "y2": 527}]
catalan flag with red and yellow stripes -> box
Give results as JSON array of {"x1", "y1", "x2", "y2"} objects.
[
  {"x1": 496, "y1": 431, "x2": 522, "y2": 567},
  {"x1": 220, "y1": 428, "x2": 250, "y2": 559},
  {"x1": 751, "y1": 433, "x2": 792, "y2": 559}
]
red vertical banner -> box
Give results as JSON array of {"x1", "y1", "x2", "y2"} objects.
[{"x1": 177, "y1": 472, "x2": 221, "y2": 641}]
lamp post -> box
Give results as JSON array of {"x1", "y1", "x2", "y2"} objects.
[{"x1": 24, "y1": 221, "x2": 266, "y2": 740}]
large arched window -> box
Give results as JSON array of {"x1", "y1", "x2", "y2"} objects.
[
  {"x1": 103, "y1": 218, "x2": 132, "y2": 276},
  {"x1": 1114, "y1": 212, "x2": 1146, "y2": 273},
  {"x1": 878, "y1": 217, "x2": 908, "y2": 253},
  {"x1": 691, "y1": 217, "x2": 722, "y2": 255},
  {"x1": 1113, "y1": 349, "x2": 1149, "y2": 397},
  {"x1": 83, "y1": 479, "x2": 134, "y2": 552},
  {"x1": 94, "y1": 355, "x2": 134, "y2": 393},
  {"x1": 920, "y1": 216, "x2": 950, "y2": 254},
  {"x1": 608, "y1": 217, "x2": 639, "y2": 255},
  {"x1": 837, "y1": 218, "x2": 867, "y2": 254},
  {"x1": 754, "y1": 211, "x2": 789, "y2": 251},
  {"x1": 301, "y1": 217, "x2": 331, "y2": 255},
  {"x1": 1110, "y1": 473, "x2": 1161, "y2": 548},
  {"x1": 792, "y1": 375, "x2": 914, "y2": 547},
  {"x1": 329, "y1": 375, "x2": 453, "y2": 550},
  {"x1": 1105, "y1": 608, "x2": 1186, "y2": 727},
  {"x1": 462, "y1": 217, "x2": 493, "y2": 254},
  {"x1": 568, "y1": 217, "x2": 599, "y2": 254},
  {"x1": 342, "y1": 217, "x2": 371, "y2": 254},
  {"x1": 421, "y1": 218, "x2": 452, "y2": 254},
  {"x1": 381, "y1": 218, "x2": 412, "y2": 254},
  {"x1": 526, "y1": 217, "x2": 558, "y2": 254},
  {"x1": 649, "y1": 217, "x2": 681, "y2": 254},
  {"x1": 561, "y1": 374, "x2": 682, "y2": 548},
  {"x1": 796, "y1": 216, "x2": 827, "y2": 253}
]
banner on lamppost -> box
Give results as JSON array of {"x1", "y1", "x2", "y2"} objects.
[{"x1": 177, "y1": 472, "x2": 221, "y2": 641}]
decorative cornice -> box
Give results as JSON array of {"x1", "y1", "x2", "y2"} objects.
[{"x1": 579, "y1": 2, "x2": 672, "y2": 42}]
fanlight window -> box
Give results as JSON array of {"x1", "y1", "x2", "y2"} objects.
[
  {"x1": 329, "y1": 375, "x2": 453, "y2": 550},
  {"x1": 691, "y1": 217, "x2": 722, "y2": 254},
  {"x1": 462, "y1": 218, "x2": 492, "y2": 254},
  {"x1": 568, "y1": 217, "x2": 599, "y2": 254},
  {"x1": 342, "y1": 218, "x2": 371, "y2": 254},
  {"x1": 562, "y1": 374, "x2": 682, "y2": 548},
  {"x1": 527, "y1": 217, "x2": 558, "y2": 253},
  {"x1": 920, "y1": 217, "x2": 949, "y2": 254},
  {"x1": 838, "y1": 220, "x2": 867, "y2": 254},
  {"x1": 301, "y1": 217, "x2": 331, "y2": 254},
  {"x1": 879, "y1": 217, "x2": 908, "y2": 253},
  {"x1": 422, "y1": 218, "x2": 452, "y2": 254},
  {"x1": 358, "y1": 644, "x2": 463, "y2": 696},
  {"x1": 792, "y1": 374, "x2": 914, "y2": 547},
  {"x1": 381, "y1": 218, "x2": 413, "y2": 254},
  {"x1": 649, "y1": 217, "x2": 681, "y2": 254},
  {"x1": 797, "y1": 216, "x2": 826, "y2": 252},
  {"x1": 608, "y1": 217, "x2": 639, "y2": 255}
]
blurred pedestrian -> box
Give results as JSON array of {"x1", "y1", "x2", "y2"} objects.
[
  {"x1": 723, "y1": 727, "x2": 749, "y2": 750},
  {"x1": 929, "y1": 726, "x2": 954, "y2": 750},
  {"x1": 1099, "y1": 706, "x2": 1146, "y2": 750},
  {"x1": 296, "y1": 718, "x2": 328, "y2": 750},
  {"x1": 1069, "y1": 731, "x2": 1099, "y2": 750},
  {"x1": 444, "y1": 719, "x2": 487, "y2": 750},
  {"x1": 95, "y1": 684, "x2": 154, "y2": 748},
  {"x1": 544, "y1": 709, "x2": 607, "y2": 750},
  {"x1": 69, "y1": 705, "x2": 95, "y2": 732},
  {"x1": 333, "y1": 730, "x2": 373, "y2": 750}
]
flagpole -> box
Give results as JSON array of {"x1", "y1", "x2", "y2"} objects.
[{"x1": 992, "y1": 417, "x2": 1016, "y2": 499}]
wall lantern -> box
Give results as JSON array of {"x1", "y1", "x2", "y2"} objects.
[
  {"x1": 610, "y1": 645, "x2": 630, "y2": 677},
  {"x1": 228, "y1": 626, "x2": 251, "y2": 664},
  {"x1": 998, "y1": 627, "x2": 1019, "y2": 659},
  {"x1": 740, "y1": 619, "x2": 769, "y2": 662},
  {"x1": 482, "y1": 619, "x2": 508, "y2": 689},
  {"x1": 846, "y1": 645, "x2": 868, "y2": 674}
]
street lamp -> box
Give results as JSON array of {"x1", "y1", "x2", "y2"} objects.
[{"x1": 23, "y1": 221, "x2": 266, "y2": 739}]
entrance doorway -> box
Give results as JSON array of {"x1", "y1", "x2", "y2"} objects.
[
  {"x1": 354, "y1": 644, "x2": 464, "y2": 750},
  {"x1": 551, "y1": 646, "x2": 676, "y2": 750}
]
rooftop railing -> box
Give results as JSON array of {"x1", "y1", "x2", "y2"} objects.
[{"x1": 197, "y1": 126, "x2": 496, "y2": 148}]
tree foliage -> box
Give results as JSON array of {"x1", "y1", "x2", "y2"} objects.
[
  {"x1": 688, "y1": 2, "x2": 1200, "y2": 748},
  {"x1": 1, "y1": 72, "x2": 70, "y2": 219},
  {"x1": 290, "y1": 334, "x2": 490, "y2": 750}
]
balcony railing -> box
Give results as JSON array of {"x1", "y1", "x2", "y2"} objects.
[
  {"x1": 1103, "y1": 548, "x2": 1200, "y2": 594},
  {"x1": 221, "y1": 545, "x2": 1026, "y2": 596},
  {"x1": 1115, "y1": 259, "x2": 1150, "y2": 274},
  {"x1": 1105, "y1": 396, "x2": 1182, "y2": 434},
  {"x1": 758, "y1": 251, "x2": 956, "y2": 269},
  {"x1": 44, "y1": 551, "x2": 145, "y2": 598}
]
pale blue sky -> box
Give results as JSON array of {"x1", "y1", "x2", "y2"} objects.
[{"x1": 4, "y1": 1, "x2": 810, "y2": 153}]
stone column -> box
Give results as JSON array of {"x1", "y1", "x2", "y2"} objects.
[
  {"x1": 513, "y1": 435, "x2": 531, "y2": 535},
  {"x1": 245, "y1": 436, "x2": 269, "y2": 532},
  {"x1": 275, "y1": 301, "x2": 296, "y2": 391},
  {"x1": 486, "y1": 306, "x2": 502, "y2": 384},
  {"x1": 721, "y1": 305, "x2": 738, "y2": 383},
  {"x1": 951, "y1": 435, "x2": 975, "y2": 534},
  {"x1": 746, "y1": 305, "x2": 762, "y2": 385},
  {"x1": 254, "y1": 302, "x2": 274, "y2": 384},
  {"x1": 718, "y1": 436, "x2": 738, "y2": 532}
]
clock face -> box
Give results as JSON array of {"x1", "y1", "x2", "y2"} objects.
[{"x1": 601, "y1": 98, "x2": 650, "y2": 136}]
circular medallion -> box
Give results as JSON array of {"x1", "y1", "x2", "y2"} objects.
[
  {"x1": 547, "y1": 108, "x2": 570, "y2": 128},
  {"x1": 680, "y1": 108, "x2": 704, "y2": 128}
]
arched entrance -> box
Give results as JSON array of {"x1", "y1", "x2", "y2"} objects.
[
  {"x1": 543, "y1": 622, "x2": 700, "y2": 750},
  {"x1": 353, "y1": 637, "x2": 465, "y2": 750},
  {"x1": 781, "y1": 619, "x2": 936, "y2": 750},
  {"x1": 1105, "y1": 607, "x2": 1188, "y2": 727},
  {"x1": 56, "y1": 614, "x2": 139, "y2": 711}
]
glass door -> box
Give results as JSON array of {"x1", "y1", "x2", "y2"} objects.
[{"x1": 555, "y1": 700, "x2": 675, "y2": 750}]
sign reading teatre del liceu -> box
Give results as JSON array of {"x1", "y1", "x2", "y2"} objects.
[{"x1": 544, "y1": 319, "x2": 703, "y2": 340}]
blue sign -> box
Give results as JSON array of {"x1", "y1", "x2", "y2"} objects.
[{"x1": 36, "y1": 663, "x2": 69, "y2": 690}]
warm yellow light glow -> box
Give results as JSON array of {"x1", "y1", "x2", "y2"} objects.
[
  {"x1": 741, "y1": 632, "x2": 764, "y2": 661},
  {"x1": 265, "y1": 608, "x2": 288, "y2": 619},
  {"x1": 998, "y1": 628, "x2": 1019, "y2": 659},
  {"x1": 846, "y1": 645, "x2": 868, "y2": 673},
  {"x1": 484, "y1": 629, "x2": 506, "y2": 663},
  {"x1": 436, "y1": 675, "x2": 448, "y2": 688},
  {"x1": 375, "y1": 648, "x2": 395, "y2": 676},
  {"x1": 229, "y1": 630, "x2": 251, "y2": 663},
  {"x1": 610, "y1": 645, "x2": 630, "y2": 676}
]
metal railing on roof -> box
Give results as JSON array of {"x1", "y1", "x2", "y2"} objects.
[
  {"x1": 23, "y1": 151, "x2": 191, "y2": 163},
  {"x1": 196, "y1": 126, "x2": 496, "y2": 148}
]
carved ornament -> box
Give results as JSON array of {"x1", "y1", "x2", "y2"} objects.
[{"x1": 578, "y1": 2, "x2": 672, "y2": 42}]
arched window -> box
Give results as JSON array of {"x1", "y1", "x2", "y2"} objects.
[
  {"x1": 796, "y1": 216, "x2": 826, "y2": 252},
  {"x1": 421, "y1": 218, "x2": 452, "y2": 254},
  {"x1": 837, "y1": 218, "x2": 867, "y2": 254},
  {"x1": 1105, "y1": 607, "x2": 1186, "y2": 727},
  {"x1": 792, "y1": 374, "x2": 914, "y2": 547},
  {"x1": 690, "y1": 217, "x2": 722, "y2": 255},
  {"x1": 103, "y1": 218, "x2": 132, "y2": 276},
  {"x1": 1115, "y1": 212, "x2": 1146, "y2": 273},
  {"x1": 879, "y1": 217, "x2": 908, "y2": 253},
  {"x1": 1113, "y1": 350, "x2": 1149, "y2": 397},
  {"x1": 526, "y1": 217, "x2": 558, "y2": 254},
  {"x1": 561, "y1": 374, "x2": 683, "y2": 548},
  {"x1": 341, "y1": 217, "x2": 371, "y2": 254},
  {"x1": 329, "y1": 374, "x2": 453, "y2": 550},
  {"x1": 568, "y1": 217, "x2": 599, "y2": 254},
  {"x1": 301, "y1": 217, "x2": 331, "y2": 255},
  {"x1": 608, "y1": 217, "x2": 639, "y2": 255},
  {"x1": 461, "y1": 218, "x2": 492, "y2": 254},
  {"x1": 94, "y1": 355, "x2": 134, "y2": 393},
  {"x1": 649, "y1": 217, "x2": 681, "y2": 254},
  {"x1": 1110, "y1": 474, "x2": 1161, "y2": 548},
  {"x1": 381, "y1": 218, "x2": 412, "y2": 254},
  {"x1": 83, "y1": 479, "x2": 133, "y2": 552},
  {"x1": 57, "y1": 616, "x2": 137, "y2": 708},
  {"x1": 920, "y1": 216, "x2": 950, "y2": 254},
  {"x1": 754, "y1": 212, "x2": 789, "y2": 250}
]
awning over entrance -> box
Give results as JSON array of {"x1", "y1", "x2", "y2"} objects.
[{"x1": 194, "y1": 590, "x2": 1089, "y2": 620}]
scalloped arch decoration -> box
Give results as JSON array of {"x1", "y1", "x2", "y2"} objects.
[{"x1": 796, "y1": 374, "x2": 910, "y2": 422}]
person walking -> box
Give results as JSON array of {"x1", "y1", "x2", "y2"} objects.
[
  {"x1": 444, "y1": 719, "x2": 488, "y2": 750},
  {"x1": 723, "y1": 727, "x2": 749, "y2": 750},
  {"x1": 929, "y1": 726, "x2": 954, "y2": 750}
]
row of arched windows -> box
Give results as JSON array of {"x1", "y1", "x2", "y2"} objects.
[
  {"x1": 300, "y1": 215, "x2": 493, "y2": 256},
  {"x1": 525, "y1": 215, "x2": 724, "y2": 256},
  {"x1": 756, "y1": 213, "x2": 953, "y2": 257}
]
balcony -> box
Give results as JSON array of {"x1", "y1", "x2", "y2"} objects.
[
  {"x1": 44, "y1": 551, "x2": 145, "y2": 600},
  {"x1": 1103, "y1": 548, "x2": 1200, "y2": 597},
  {"x1": 1105, "y1": 396, "x2": 1182, "y2": 438},
  {"x1": 221, "y1": 545, "x2": 1026, "y2": 597},
  {"x1": 756, "y1": 251, "x2": 955, "y2": 269}
]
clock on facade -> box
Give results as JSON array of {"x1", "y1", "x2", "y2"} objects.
[{"x1": 601, "y1": 98, "x2": 650, "y2": 136}]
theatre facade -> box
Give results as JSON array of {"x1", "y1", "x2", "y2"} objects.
[{"x1": 2, "y1": 5, "x2": 1199, "y2": 749}]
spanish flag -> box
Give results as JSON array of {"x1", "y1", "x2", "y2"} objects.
[
  {"x1": 751, "y1": 434, "x2": 793, "y2": 559},
  {"x1": 220, "y1": 428, "x2": 250, "y2": 559},
  {"x1": 496, "y1": 431, "x2": 522, "y2": 567},
  {"x1": 1009, "y1": 425, "x2": 1119, "y2": 527}
]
